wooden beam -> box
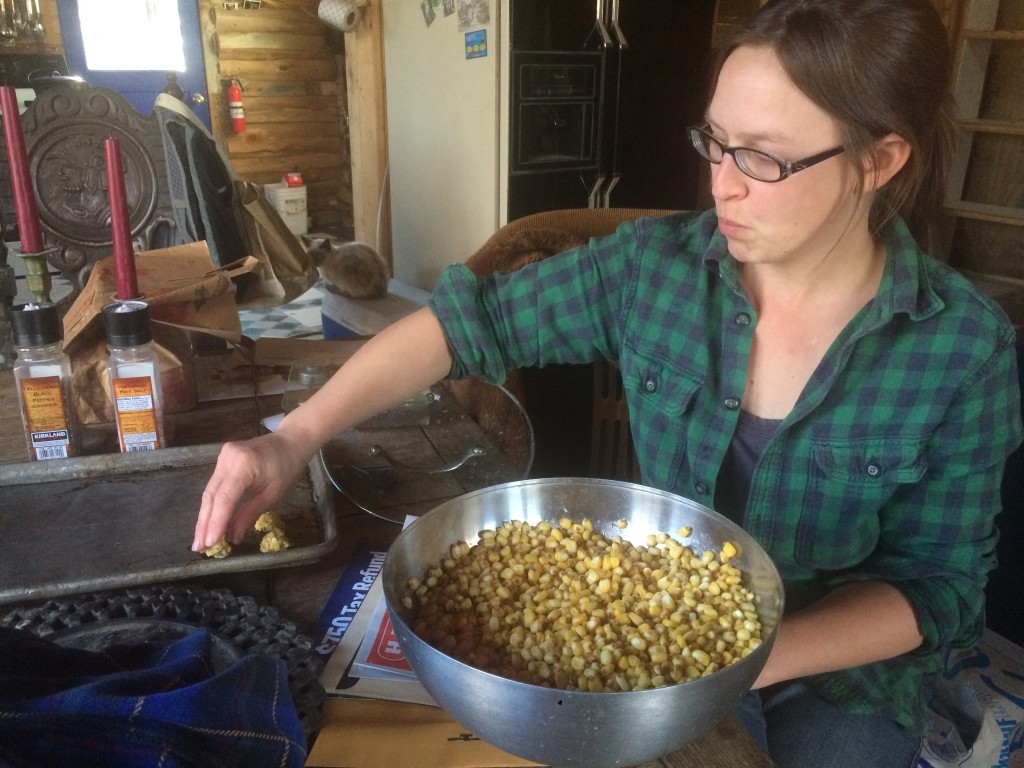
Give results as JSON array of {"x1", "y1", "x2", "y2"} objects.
[{"x1": 344, "y1": 0, "x2": 391, "y2": 266}]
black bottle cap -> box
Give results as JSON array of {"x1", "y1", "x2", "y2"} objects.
[
  {"x1": 11, "y1": 303, "x2": 62, "y2": 347},
  {"x1": 102, "y1": 300, "x2": 152, "y2": 347}
]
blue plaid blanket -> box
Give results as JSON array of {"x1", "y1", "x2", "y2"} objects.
[{"x1": 0, "y1": 625, "x2": 306, "y2": 767}]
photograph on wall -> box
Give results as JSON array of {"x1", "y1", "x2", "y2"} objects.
[
  {"x1": 421, "y1": 0, "x2": 436, "y2": 27},
  {"x1": 457, "y1": 0, "x2": 489, "y2": 31}
]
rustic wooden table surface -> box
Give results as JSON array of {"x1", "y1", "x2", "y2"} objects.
[{"x1": 0, "y1": 363, "x2": 774, "y2": 768}]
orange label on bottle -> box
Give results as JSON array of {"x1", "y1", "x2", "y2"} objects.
[
  {"x1": 112, "y1": 376, "x2": 161, "y2": 451},
  {"x1": 19, "y1": 376, "x2": 73, "y2": 460}
]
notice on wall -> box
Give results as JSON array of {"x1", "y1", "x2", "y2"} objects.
[{"x1": 465, "y1": 29, "x2": 487, "y2": 59}]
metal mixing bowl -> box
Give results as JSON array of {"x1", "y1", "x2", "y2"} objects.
[{"x1": 381, "y1": 478, "x2": 784, "y2": 768}]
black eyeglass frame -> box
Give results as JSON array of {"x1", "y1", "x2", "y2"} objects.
[{"x1": 687, "y1": 125, "x2": 846, "y2": 183}]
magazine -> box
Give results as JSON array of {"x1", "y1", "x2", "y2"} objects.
[
  {"x1": 319, "y1": 576, "x2": 436, "y2": 706},
  {"x1": 312, "y1": 546, "x2": 388, "y2": 663},
  {"x1": 317, "y1": 517, "x2": 436, "y2": 706}
]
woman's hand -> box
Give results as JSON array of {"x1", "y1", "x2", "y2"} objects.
[
  {"x1": 192, "y1": 431, "x2": 311, "y2": 552},
  {"x1": 191, "y1": 308, "x2": 456, "y2": 553}
]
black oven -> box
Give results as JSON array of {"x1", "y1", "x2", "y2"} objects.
[{"x1": 511, "y1": 51, "x2": 604, "y2": 174}]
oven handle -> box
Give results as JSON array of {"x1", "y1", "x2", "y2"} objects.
[
  {"x1": 610, "y1": 0, "x2": 628, "y2": 48},
  {"x1": 602, "y1": 174, "x2": 621, "y2": 208},
  {"x1": 592, "y1": 0, "x2": 612, "y2": 47},
  {"x1": 588, "y1": 174, "x2": 607, "y2": 208}
]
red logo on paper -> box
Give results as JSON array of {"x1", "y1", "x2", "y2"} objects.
[{"x1": 367, "y1": 613, "x2": 412, "y2": 671}]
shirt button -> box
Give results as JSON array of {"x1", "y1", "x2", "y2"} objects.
[
  {"x1": 735, "y1": 312, "x2": 751, "y2": 327},
  {"x1": 724, "y1": 397, "x2": 740, "y2": 410},
  {"x1": 866, "y1": 463, "x2": 881, "y2": 477},
  {"x1": 695, "y1": 481, "x2": 709, "y2": 495},
  {"x1": 644, "y1": 378, "x2": 658, "y2": 393}
]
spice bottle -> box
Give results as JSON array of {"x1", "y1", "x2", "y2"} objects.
[
  {"x1": 102, "y1": 300, "x2": 165, "y2": 452},
  {"x1": 11, "y1": 302, "x2": 80, "y2": 460}
]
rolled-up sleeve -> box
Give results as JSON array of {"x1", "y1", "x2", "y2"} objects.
[{"x1": 427, "y1": 225, "x2": 640, "y2": 382}]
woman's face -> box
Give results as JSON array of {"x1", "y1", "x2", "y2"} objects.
[{"x1": 706, "y1": 45, "x2": 864, "y2": 267}]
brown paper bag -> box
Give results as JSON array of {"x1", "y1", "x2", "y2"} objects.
[
  {"x1": 233, "y1": 180, "x2": 320, "y2": 310},
  {"x1": 62, "y1": 241, "x2": 246, "y2": 425}
]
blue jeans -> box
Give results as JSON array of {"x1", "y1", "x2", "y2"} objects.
[{"x1": 733, "y1": 683, "x2": 922, "y2": 768}]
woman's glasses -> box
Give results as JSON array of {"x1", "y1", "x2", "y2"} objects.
[{"x1": 688, "y1": 125, "x2": 845, "y2": 183}]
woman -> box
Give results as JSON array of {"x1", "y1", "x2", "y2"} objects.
[{"x1": 194, "y1": 0, "x2": 1022, "y2": 764}]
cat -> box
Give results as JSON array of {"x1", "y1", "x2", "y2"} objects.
[{"x1": 301, "y1": 236, "x2": 390, "y2": 299}]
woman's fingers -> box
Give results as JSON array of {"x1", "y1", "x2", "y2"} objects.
[
  {"x1": 193, "y1": 440, "x2": 264, "y2": 550},
  {"x1": 193, "y1": 436, "x2": 307, "y2": 551}
]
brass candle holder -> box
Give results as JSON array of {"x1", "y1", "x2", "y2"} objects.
[{"x1": 18, "y1": 247, "x2": 59, "y2": 305}]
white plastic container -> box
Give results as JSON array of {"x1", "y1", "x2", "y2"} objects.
[{"x1": 264, "y1": 182, "x2": 308, "y2": 235}]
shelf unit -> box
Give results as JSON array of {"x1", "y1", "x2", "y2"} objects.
[{"x1": 933, "y1": 0, "x2": 1024, "y2": 313}]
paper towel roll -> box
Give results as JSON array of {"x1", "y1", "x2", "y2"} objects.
[{"x1": 318, "y1": 0, "x2": 367, "y2": 32}]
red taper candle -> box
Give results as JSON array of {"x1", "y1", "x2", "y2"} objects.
[
  {"x1": 103, "y1": 135, "x2": 140, "y2": 300},
  {"x1": 1, "y1": 85, "x2": 45, "y2": 253}
]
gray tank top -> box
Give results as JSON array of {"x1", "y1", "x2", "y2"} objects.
[{"x1": 714, "y1": 410, "x2": 781, "y2": 527}]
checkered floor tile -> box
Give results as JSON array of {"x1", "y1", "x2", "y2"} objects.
[{"x1": 238, "y1": 280, "x2": 326, "y2": 339}]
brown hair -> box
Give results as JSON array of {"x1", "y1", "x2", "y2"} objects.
[{"x1": 716, "y1": 0, "x2": 956, "y2": 247}]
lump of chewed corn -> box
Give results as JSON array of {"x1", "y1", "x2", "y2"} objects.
[
  {"x1": 201, "y1": 512, "x2": 290, "y2": 557},
  {"x1": 403, "y1": 516, "x2": 762, "y2": 692},
  {"x1": 255, "y1": 511, "x2": 291, "y2": 552},
  {"x1": 203, "y1": 538, "x2": 232, "y2": 559}
]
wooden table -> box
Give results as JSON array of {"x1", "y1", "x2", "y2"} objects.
[{"x1": 0, "y1": 359, "x2": 774, "y2": 768}]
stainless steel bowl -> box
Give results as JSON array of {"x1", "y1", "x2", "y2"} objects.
[{"x1": 382, "y1": 478, "x2": 784, "y2": 768}]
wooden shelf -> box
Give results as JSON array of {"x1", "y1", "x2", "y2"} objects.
[
  {"x1": 943, "y1": 201, "x2": 1024, "y2": 227},
  {"x1": 934, "y1": 0, "x2": 1024, "y2": 273},
  {"x1": 961, "y1": 28, "x2": 1024, "y2": 41},
  {"x1": 957, "y1": 118, "x2": 1024, "y2": 136}
]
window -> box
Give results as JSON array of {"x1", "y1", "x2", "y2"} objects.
[{"x1": 77, "y1": 0, "x2": 185, "y2": 72}]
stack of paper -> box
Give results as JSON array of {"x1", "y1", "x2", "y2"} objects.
[{"x1": 314, "y1": 521, "x2": 436, "y2": 706}]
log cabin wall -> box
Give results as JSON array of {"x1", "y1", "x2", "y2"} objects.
[{"x1": 198, "y1": 0, "x2": 354, "y2": 236}]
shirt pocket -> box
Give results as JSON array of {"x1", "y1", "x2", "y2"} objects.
[
  {"x1": 795, "y1": 437, "x2": 928, "y2": 569},
  {"x1": 620, "y1": 351, "x2": 703, "y2": 488}
]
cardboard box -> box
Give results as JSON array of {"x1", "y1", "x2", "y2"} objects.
[
  {"x1": 61, "y1": 242, "x2": 249, "y2": 424},
  {"x1": 305, "y1": 699, "x2": 541, "y2": 768}
]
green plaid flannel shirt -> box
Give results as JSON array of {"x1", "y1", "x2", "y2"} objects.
[{"x1": 428, "y1": 209, "x2": 1022, "y2": 730}]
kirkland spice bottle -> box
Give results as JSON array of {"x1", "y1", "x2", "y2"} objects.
[
  {"x1": 102, "y1": 300, "x2": 165, "y2": 452},
  {"x1": 11, "y1": 303, "x2": 80, "y2": 460}
]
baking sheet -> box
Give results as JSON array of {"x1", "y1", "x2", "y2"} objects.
[{"x1": 0, "y1": 444, "x2": 337, "y2": 605}]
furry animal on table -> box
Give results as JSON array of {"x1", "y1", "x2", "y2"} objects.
[
  {"x1": 448, "y1": 228, "x2": 589, "y2": 475},
  {"x1": 302, "y1": 237, "x2": 390, "y2": 299}
]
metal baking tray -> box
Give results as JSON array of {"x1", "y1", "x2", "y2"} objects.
[{"x1": 0, "y1": 444, "x2": 338, "y2": 605}]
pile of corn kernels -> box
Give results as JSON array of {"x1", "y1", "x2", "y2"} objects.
[{"x1": 402, "y1": 517, "x2": 763, "y2": 692}]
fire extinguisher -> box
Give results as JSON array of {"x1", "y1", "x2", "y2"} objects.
[{"x1": 227, "y1": 78, "x2": 245, "y2": 133}]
